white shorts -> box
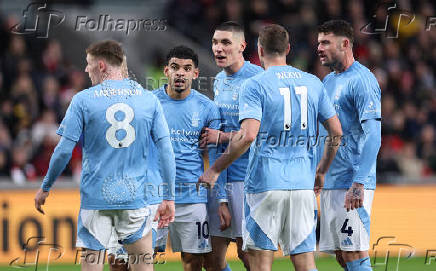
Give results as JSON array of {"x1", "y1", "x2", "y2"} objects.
[
  {"x1": 106, "y1": 204, "x2": 159, "y2": 259},
  {"x1": 169, "y1": 203, "x2": 211, "y2": 253},
  {"x1": 208, "y1": 181, "x2": 244, "y2": 238},
  {"x1": 319, "y1": 189, "x2": 374, "y2": 253},
  {"x1": 243, "y1": 190, "x2": 317, "y2": 256},
  {"x1": 76, "y1": 205, "x2": 157, "y2": 251}
]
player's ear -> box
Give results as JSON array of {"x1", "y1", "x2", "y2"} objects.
[
  {"x1": 341, "y1": 38, "x2": 349, "y2": 50},
  {"x1": 98, "y1": 60, "x2": 106, "y2": 73},
  {"x1": 164, "y1": 65, "x2": 169, "y2": 77},
  {"x1": 286, "y1": 43, "x2": 290, "y2": 55},
  {"x1": 239, "y1": 40, "x2": 247, "y2": 53},
  {"x1": 258, "y1": 45, "x2": 264, "y2": 58},
  {"x1": 345, "y1": 38, "x2": 352, "y2": 49},
  {"x1": 193, "y1": 67, "x2": 199, "y2": 79}
]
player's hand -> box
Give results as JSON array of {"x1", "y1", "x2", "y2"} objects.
[
  {"x1": 218, "y1": 202, "x2": 231, "y2": 231},
  {"x1": 344, "y1": 183, "x2": 364, "y2": 211},
  {"x1": 154, "y1": 200, "x2": 175, "y2": 228},
  {"x1": 314, "y1": 172, "x2": 325, "y2": 197},
  {"x1": 198, "y1": 168, "x2": 220, "y2": 189},
  {"x1": 200, "y1": 128, "x2": 220, "y2": 146},
  {"x1": 34, "y1": 188, "x2": 49, "y2": 215}
]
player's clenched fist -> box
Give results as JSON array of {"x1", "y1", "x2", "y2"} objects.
[
  {"x1": 198, "y1": 167, "x2": 220, "y2": 189},
  {"x1": 200, "y1": 127, "x2": 221, "y2": 146},
  {"x1": 344, "y1": 182, "x2": 364, "y2": 211},
  {"x1": 218, "y1": 203, "x2": 232, "y2": 231},
  {"x1": 314, "y1": 172, "x2": 325, "y2": 197}
]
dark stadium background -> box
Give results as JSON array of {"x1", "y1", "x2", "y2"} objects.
[{"x1": 0, "y1": 0, "x2": 435, "y2": 270}]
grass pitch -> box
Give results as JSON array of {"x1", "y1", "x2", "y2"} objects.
[{"x1": 0, "y1": 257, "x2": 434, "y2": 270}]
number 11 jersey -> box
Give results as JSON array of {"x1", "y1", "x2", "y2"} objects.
[
  {"x1": 239, "y1": 66, "x2": 336, "y2": 193},
  {"x1": 57, "y1": 79, "x2": 170, "y2": 210}
]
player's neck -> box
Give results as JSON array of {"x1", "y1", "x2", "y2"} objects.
[
  {"x1": 263, "y1": 57, "x2": 287, "y2": 70},
  {"x1": 224, "y1": 56, "x2": 245, "y2": 75},
  {"x1": 333, "y1": 54, "x2": 355, "y2": 73},
  {"x1": 101, "y1": 70, "x2": 124, "y2": 82},
  {"x1": 165, "y1": 84, "x2": 191, "y2": 100}
]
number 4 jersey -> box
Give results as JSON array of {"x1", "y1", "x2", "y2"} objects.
[
  {"x1": 239, "y1": 66, "x2": 336, "y2": 193},
  {"x1": 57, "y1": 79, "x2": 170, "y2": 210}
]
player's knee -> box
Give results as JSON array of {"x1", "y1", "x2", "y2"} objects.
[
  {"x1": 82, "y1": 249, "x2": 106, "y2": 265},
  {"x1": 202, "y1": 253, "x2": 215, "y2": 270},
  {"x1": 341, "y1": 251, "x2": 361, "y2": 263},
  {"x1": 237, "y1": 245, "x2": 245, "y2": 260},
  {"x1": 290, "y1": 252, "x2": 316, "y2": 271},
  {"x1": 335, "y1": 251, "x2": 347, "y2": 268},
  {"x1": 108, "y1": 254, "x2": 129, "y2": 271},
  {"x1": 212, "y1": 245, "x2": 227, "y2": 263},
  {"x1": 235, "y1": 239, "x2": 247, "y2": 261},
  {"x1": 181, "y1": 252, "x2": 203, "y2": 266},
  {"x1": 237, "y1": 252, "x2": 250, "y2": 270}
]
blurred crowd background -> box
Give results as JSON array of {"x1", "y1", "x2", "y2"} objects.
[{"x1": 0, "y1": 0, "x2": 435, "y2": 184}]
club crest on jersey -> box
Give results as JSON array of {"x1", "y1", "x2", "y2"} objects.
[
  {"x1": 192, "y1": 112, "x2": 200, "y2": 127},
  {"x1": 232, "y1": 85, "x2": 240, "y2": 101},
  {"x1": 335, "y1": 85, "x2": 344, "y2": 100}
]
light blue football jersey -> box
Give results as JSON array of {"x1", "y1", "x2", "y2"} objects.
[
  {"x1": 318, "y1": 61, "x2": 381, "y2": 190},
  {"x1": 145, "y1": 139, "x2": 164, "y2": 205},
  {"x1": 239, "y1": 65, "x2": 336, "y2": 193},
  {"x1": 214, "y1": 61, "x2": 263, "y2": 182},
  {"x1": 153, "y1": 86, "x2": 221, "y2": 204},
  {"x1": 57, "y1": 79, "x2": 170, "y2": 210}
]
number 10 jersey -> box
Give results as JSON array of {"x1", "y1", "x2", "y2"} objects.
[{"x1": 57, "y1": 79, "x2": 170, "y2": 210}]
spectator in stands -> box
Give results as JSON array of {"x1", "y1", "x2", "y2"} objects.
[{"x1": 0, "y1": 148, "x2": 10, "y2": 177}]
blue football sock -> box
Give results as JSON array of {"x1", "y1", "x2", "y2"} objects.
[
  {"x1": 359, "y1": 257, "x2": 372, "y2": 271},
  {"x1": 222, "y1": 263, "x2": 231, "y2": 271},
  {"x1": 346, "y1": 257, "x2": 372, "y2": 271}
]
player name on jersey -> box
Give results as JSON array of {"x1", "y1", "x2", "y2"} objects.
[
  {"x1": 94, "y1": 87, "x2": 142, "y2": 97},
  {"x1": 275, "y1": 71, "x2": 302, "y2": 79}
]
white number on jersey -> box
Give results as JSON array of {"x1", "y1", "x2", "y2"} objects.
[
  {"x1": 279, "y1": 86, "x2": 308, "y2": 131},
  {"x1": 105, "y1": 103, "x2": 136, "y2": 148}
]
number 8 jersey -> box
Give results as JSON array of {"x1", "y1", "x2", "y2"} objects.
[
  {"x1": 57, "y1": 79, "x2": 170, "y2": 210},
  {"x1": 239, "y1": 66, "x2": 336, "y2": 193}
]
